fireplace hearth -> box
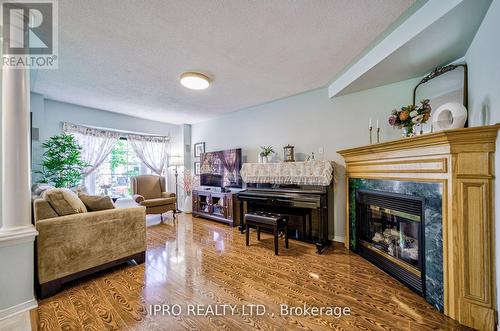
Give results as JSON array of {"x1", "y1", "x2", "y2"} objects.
[{"x1": 356, "y1": 189, "x2": 425, "y2": 295}]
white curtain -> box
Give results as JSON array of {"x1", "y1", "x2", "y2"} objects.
[
  {"x1": 62, "y1": 123, "x2": 120, "y2": 177},
  {"x1": 128, "y1": 134, "x2": 170, "y2": 175}
]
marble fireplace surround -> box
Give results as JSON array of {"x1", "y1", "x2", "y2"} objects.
[
  {"x1": 349, "y1": 178, "x2": 443, "y2": 310},
  {"x1": 338, "y1": 125, "x2": 499, "y2": 331}
]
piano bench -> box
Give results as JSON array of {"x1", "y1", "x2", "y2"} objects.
[{"x1": 244, "y1": 212, "x2": 288, "y2": 255}]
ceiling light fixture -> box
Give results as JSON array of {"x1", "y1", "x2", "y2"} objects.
[{"x1": 179, "y1": 72, "x2": 210, "y2": 90}]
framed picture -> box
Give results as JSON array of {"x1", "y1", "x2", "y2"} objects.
[
  {"x1": 194, "y1": 162, "x2": 201, "y2": 176},
  {"x1": 194, "y1": 142, "x2": 205, "y2": 157}
]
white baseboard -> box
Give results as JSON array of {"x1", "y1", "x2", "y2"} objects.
[
  {"x1": 0, "y1": 298, "x2": 37, "y2": 321},
  {"x1": 333, "y1": 235, "x2": 345, "y2": 243}
]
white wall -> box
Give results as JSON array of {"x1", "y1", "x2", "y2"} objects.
[
  {"x1": 465, "y1": 0, "x2": 500, "y2": 314},
  {"x1": 192, "y1": 77, "x2": 421, "y2": 241},
  {"x1": 31, "y1": 94, "x2": 184, "y2": 193}
]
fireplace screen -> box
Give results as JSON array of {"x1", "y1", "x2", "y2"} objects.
[{"x1": 357, "y1": 189, "x2": 424, "y2": 294}]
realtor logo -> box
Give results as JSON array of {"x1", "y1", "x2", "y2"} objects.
[{"x1": 1, "y1": 0, "x2": 58, "y2": 68}]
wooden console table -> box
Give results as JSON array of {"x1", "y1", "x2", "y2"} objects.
[{"x1": 338, "y1": 125, "x2": 499, "y2": 331}]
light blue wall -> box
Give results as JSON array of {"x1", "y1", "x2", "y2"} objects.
[
  {"x1": 466, "y1": 0, "x2": 500, "y2": 126},
  {"x1": 192, "y1": 77, "x2": 421, "y2": 241},
  {"x1": 31, "y1": 94, "x2": 183, "y2": 193},
  {"x1": 465, "y1": 0, "x2": 500, "y2": 313}
]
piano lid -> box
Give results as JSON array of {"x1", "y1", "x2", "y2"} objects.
[{"x1": 240, "y1": 160, "x2": 334, "y2": 186}]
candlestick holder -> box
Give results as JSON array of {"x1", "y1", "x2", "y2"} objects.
[
  {"x1": 377, "y1": 127, "x2": 380, "y2": 143},
  {"x1": 369, "y1": 126, "x2": 373, "y2": 144}
]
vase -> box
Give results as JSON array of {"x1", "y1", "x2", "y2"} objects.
[
  {"x1": 184, "y1": 195, "x2": 193, "y2": 214},
  {"x1": 262, "y1": 156, "x2": 269, "y2": 163},
  {"x1": 402, "y1": 125, "x2": 415, "y2": 138}
]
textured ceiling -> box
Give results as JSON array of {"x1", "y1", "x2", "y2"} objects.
[{"x1": 32, "y1": 0, "x2": 415, "y2": 124}]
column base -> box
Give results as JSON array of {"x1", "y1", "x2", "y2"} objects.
[{"x1": 0, "y1": 225, "x2": 38, "y2": 248}]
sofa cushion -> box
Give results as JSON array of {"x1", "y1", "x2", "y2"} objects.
[
  {"x1": 140, "y1": 197, "x2": 176, "y2": 207},
  {"x1": 79, "y1": 194, "x2": 115, "y2": 211},
  {"x1": 42, "y1": 188, "x2": 87, "y2": 216}
]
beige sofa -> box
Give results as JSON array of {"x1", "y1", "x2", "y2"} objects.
[{"x1": 33, "y1": 193, "x2": 147, "y2": 298}]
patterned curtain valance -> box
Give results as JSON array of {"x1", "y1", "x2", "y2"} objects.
[
  {"x1": 62, "y1": 122, "x2": 170, "y2": 142},
  {"x1": 63, "y1": 122, "x2": 121, "y2": 138},
  {"x1": 127, "y1": 134, "x2": 170, "y2": 143},
  {"x1": 240, "y1": 160, "x2": 335, "y2": 186}
]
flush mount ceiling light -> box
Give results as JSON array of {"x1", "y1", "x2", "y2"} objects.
[{"x1": 179, "y1": 72, "x2": 210, "y2": 90}]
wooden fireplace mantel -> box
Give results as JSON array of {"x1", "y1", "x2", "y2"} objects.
[{"x1": 338, "y1": 125, "x2": 500, "y2": 331}]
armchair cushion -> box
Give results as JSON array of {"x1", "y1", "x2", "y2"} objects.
[
  {"x1": 161, "y1": 192, "x2": 176, "y2": 198},
  {"x1": 79, "y1": 194, "x2": 115, "y2": 211},
  {"x1": 42, "y1": 188, "x2": 87, "y2": 216},
  {"x1": 140, "y1": 197, "x2": 176, "y2": 208}
]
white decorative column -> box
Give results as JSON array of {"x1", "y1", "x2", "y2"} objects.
[
  {"x1": 0, "y1": 68, "x2": 35, "y2": 233},
  {"x1": 0, "y1": 66, "x2": 38, "y2": 320}
]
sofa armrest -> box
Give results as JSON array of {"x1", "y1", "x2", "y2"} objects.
[
  {"x1": 161, "y1": 192, "x2": 176, "y2": 198},
  {"x1": 133, "y1": 194, "x2": 145, "y2": 203},
  {"x1": 35, "y1": 206, "x2": 146, "y2": 284}
]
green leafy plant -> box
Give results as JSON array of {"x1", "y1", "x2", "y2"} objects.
[
  {"x1": 260, "y1": 146, "x2": 274, "y2": 157},
  {"x1": 37, "y1": 134, "x2": 90, "y2": 188}
]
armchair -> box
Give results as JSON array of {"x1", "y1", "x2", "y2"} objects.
[{"x1": 131, "y1": 175, "x2": 176, "y2": 222}]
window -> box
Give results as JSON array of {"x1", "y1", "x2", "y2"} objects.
[{"x1": 89, "y1": 138, "x2": 152, "y2": 197}]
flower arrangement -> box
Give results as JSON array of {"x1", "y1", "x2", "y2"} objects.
[
  {"x1": 180, "y1": 169, "x2": 198, "y2": 195},
  {"x1": 388, "y1": 99, "x2": 432, "y2": 137}
]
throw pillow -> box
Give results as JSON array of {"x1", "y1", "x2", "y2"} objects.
[
  {"x1": 42, "y1": 188, "x2": 88, "y2": 216},
  {"x1": 78, "y1": 194, "x2": 115, "y2": 211},
  {"x1": 31, "y1": 183, "x2": 55, "y2": 197}
]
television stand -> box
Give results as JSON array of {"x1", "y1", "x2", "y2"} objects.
[{"x1": 192, "y1": 189, "x2": 240, "y2": 226}]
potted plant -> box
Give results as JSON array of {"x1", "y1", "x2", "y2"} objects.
[
  {"x1": 388, "y1": 99, "x2": 432, "y2": 137},
  {"x1": 260, "y1": 146, "x2": 274, "y2": 163},
  {"x1": 180, "y1": 170, "x2": 198, "y2": 213},
  {"x1": 36, "y1": 134, "x2": 90, "y2": 188}
]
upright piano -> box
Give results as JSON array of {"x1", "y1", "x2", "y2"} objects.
[{"x1": 237, "y1": 184, "x2": 333, "y2": 253}]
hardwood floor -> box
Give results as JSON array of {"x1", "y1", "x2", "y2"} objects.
[{"x1": 35, "y1": 214, "x2": 469, "y2": 331}]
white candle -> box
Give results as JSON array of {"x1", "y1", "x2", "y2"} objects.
[
  {"x1": 376, "y1": 120, "x2": 379, "y2": 128},
  {"x1": 369, "y1": 118, "x2": 372, "y2": 128}
]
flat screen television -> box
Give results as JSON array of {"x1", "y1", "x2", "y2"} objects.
[{"x1": 200, "y1": 148, "x2": 242, "y2": 188}]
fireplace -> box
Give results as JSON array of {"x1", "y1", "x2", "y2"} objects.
[{"x1": 356, "y1": 189, "x2": 425, "y2": 295}]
